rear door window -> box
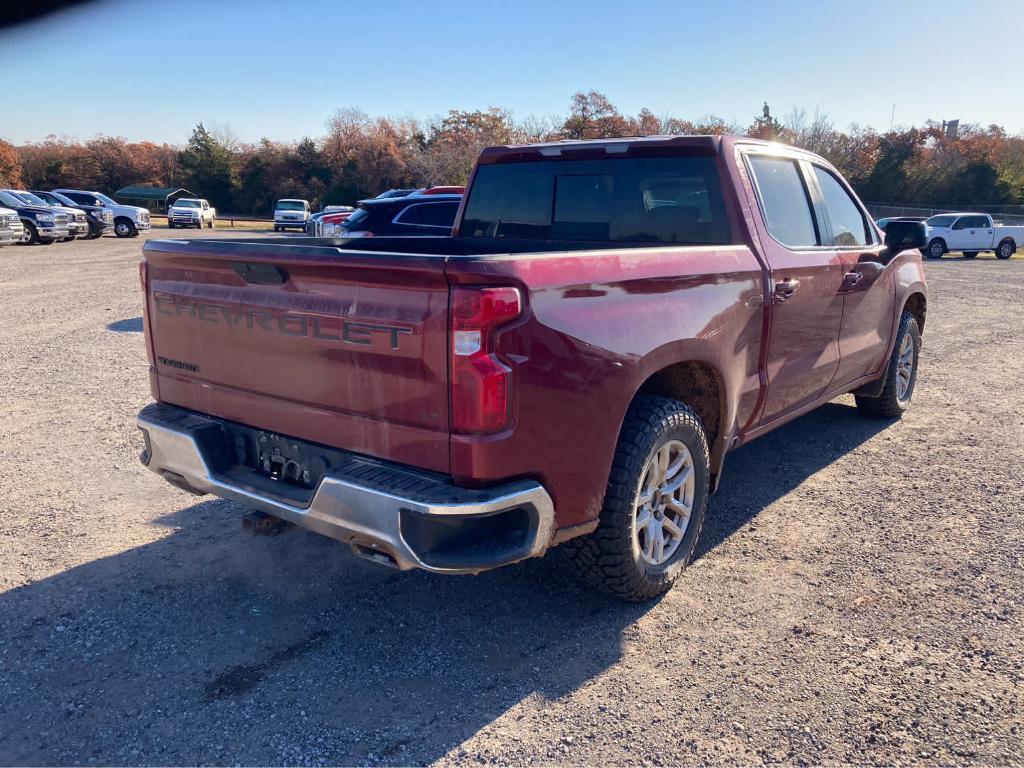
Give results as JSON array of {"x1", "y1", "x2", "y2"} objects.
[
  {"x1": 811, "y1": 166, "x2": 871, "y2": 246},
  {"x1": 746, "y1": 156, "x2": 819, "y2": 247},
  {"x1": 395, "y1": 202, "x2": 459, "y2": 228},
  {"x1": 461, "y1": 155, "x2": 730, "y2": 244}
]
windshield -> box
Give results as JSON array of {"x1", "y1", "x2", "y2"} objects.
[
  {"x1": 44, "y1": 191, "x2": 76, "y2": 206},
  {"x1": 16, "y1": 191, "x2": 51, "y2": 206},
  {"x1": 461, "y1": 154, "x2": 731, "y2": 244},
  {"x1": 340, "y1": 208, "x2": 370, "y2": 230},
  {"x1": 90, "y1": 192, "x2": 116, "y2": 206},
  {"x1": 0, "y1": 191, "x2": 26, "y2": 207},
  {"x1": 174, "y1": 200, "x2": 201, "y2": 208},
  {"x1": 276, "y1": 200, "x2": 306, "y2": 211},
  {"x1": 926, "y1": 215, "x2": 957, "y2": 227}
]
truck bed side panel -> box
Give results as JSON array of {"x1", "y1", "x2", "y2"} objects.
[{"x1": 447, "y1": 244, "x2": 765, "y2": 528}]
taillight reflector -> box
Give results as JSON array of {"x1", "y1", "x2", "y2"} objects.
[{"x1": 450, "y1": 286, "x2": 522, "y2": 433}]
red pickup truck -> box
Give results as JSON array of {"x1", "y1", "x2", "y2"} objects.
[{"x1": 137, "y1": 136, "x2": 928, "y2": 601}]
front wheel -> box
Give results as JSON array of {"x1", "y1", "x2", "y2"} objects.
[
  {"x1": 855, "y1": 312, "x2": 921, "y2": 419},
  {"x1": 564, "y1": 396, "x2": 709, "y2": 601},
  {"x1": 926, "y1": 239, "x2": 945, "y2": 260},
  {"x1": 996, "y1": 240, "x2": 1015, "y2": 260},
  {"x1": 114, "y1": 219, "x2": 136, "y2": 238},
  {"x1": 20, "y1": 222, "x2": 39, "y2": 245}
]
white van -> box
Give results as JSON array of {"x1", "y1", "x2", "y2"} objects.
[{"x1": 273, "y1": 199, "x2": 310, "y2": 232}]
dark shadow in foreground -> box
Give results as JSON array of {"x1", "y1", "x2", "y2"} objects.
[
  {"x1": 106, "y1": 316, "x2": 143, "y2": 333},
  {"x1": 0, "y1": 401, "x2": 888, "y2": 765}
]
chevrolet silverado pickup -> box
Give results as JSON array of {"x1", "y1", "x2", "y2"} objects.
[{"x1": 137, "y1": 136, "x2": 928, "y2": 601}]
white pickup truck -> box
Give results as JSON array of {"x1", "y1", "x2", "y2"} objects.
[
  {"x1": 923, "y1": 213, "x2": 1023, "y2": 260},
  {"x1": 168, "y1": 198, "x2": 216, "y2": 229}
]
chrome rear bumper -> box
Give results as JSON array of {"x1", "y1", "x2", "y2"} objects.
[{"x1": 137, "y1": 404, "x2": 555, "y2": 574}]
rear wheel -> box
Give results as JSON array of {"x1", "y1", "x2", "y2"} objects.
[
  {"x1": 855, "y1": 312, "x2": 921, "y2": 419},
  {"x1": 962, "y1": 251, "x2": 978, "y2": 259},
  {"x1": 926, "y1": 239, "x2": 945, "y2": 260},
  {"x1": 114, "y1": 218, "x2": 136, "y2": 238},
  {"x1": 564, "y1": 396, "x2": 709, "y2": 601},
  {"x1": 997, "y1": 239, "x2": 1015, "y2": 260}
]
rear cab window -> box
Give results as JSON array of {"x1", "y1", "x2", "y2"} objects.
[
  {"x1": 460, "y1": 155, "x2": 731, "y2": 244},
  {"x1": 745, "y1": 155, "x2": 819, "y2": 247}
]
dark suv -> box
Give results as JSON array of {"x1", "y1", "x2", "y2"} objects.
[{"x1": 338, "y1": 194, "x2": 461, "y2": 238}]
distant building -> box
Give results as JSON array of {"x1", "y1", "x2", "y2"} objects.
[{"x1": 114, "y1": 186, "x2": 194, "y2": 213}]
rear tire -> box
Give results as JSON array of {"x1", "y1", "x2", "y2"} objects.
[
  {"x1": 996, "y1": 239, "x2": 1015, "y2": 260},
  {"x1": 114, "y1": 219, "x2": 136, "y2": 238},
  {"x1": 855, "y1": 312, "x2": 921, "y2": 419},
  {"x1": 926, "y1": 239, "x2": 945, "y2": 260},
  {"x1": 563, "y1": 396, "x2": 709, "y2": 601}
]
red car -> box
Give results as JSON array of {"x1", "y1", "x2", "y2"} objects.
[{"x1": 137, "y1": 135, "x2": 927, "y2": 600}]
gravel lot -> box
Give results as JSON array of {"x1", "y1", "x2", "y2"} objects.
[{"x1": 0, "y1": 230, "x2": 1021, "y2": 766}]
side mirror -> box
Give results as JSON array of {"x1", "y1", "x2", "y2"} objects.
[{"x1": 884, "y1": 220, "x2": 927, "y2": 251}]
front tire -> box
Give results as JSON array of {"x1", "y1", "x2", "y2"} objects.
[
  {"x1": 996, "y1": 239, "x2": 1015, "y2": 260},
  {"x1": 926, "y1": 239, "x2": 945, "y2": 260},
  {"x1": 564, "y1": 396, "x2": 709, "y2": 601},
  {"x1": 855, "y1": 312, "x2": 921, "y2": 419},
  {"x1": 114, "y1": 218, "x2": 136, "y2": 238},
  {"x1": 20, "y1": 222, "x2": 39, "y2": 245}
]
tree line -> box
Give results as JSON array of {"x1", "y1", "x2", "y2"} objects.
[{"x1": 1, "y1": 92, "x2": 1022, "y2": 215}]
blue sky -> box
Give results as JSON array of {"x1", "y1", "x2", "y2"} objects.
[{"x1": 3, "y1": 0, "x2": 1022, "y2": 145}]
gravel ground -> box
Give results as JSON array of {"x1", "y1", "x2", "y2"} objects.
[{"x1": 0, "y1": 231, "x2": 1021, "y2": 766}]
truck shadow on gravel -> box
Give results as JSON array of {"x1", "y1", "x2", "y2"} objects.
[{"x1": 0, "y1": 401, "x2": 889, "y2": 765}]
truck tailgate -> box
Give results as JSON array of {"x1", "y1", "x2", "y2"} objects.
[{"x1": 142, "y1": 239, "x2": 451, "y2": 473}]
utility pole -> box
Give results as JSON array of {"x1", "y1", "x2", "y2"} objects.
[{"x1": 890, "y1": 104, "x2": 896, "y2": 132}]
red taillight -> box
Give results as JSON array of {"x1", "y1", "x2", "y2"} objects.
[{"x1": 450, "y1": 286, "x2": 522, "y2": 434}]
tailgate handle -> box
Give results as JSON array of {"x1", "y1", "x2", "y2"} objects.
[{"x1": 232, "y1": 262, "x2": 288, "y2": 285}]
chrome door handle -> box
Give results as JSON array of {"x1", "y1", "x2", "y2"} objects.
[
  {"x1": 773, "y1": 278, "x2": 800, "y2": 302},
  {"x1": 843, "y1": 271, "x2": 864, "y2": 287}
]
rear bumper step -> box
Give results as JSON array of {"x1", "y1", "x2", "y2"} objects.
[{"x1": 136, "y1": 403, "x2": 555, "y2": 574}]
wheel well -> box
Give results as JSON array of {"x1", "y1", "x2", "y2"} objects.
[
  {"x1": 636, "y1": 361, "x2": 722, "y2": 449},
  {"x1": 904, "y1": 292, "x2": 927, "y2": 334}
]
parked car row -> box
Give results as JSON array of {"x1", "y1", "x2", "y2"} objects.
[
  {"x1": 877, "y1": 213, "x2": 1021, "y2": 260},
  {"x1": 0, "y1": 187, "x2": 151, "y2": 246},
  {"x1": 302, "y1": 186, "x2": 466, "y2": 238}
]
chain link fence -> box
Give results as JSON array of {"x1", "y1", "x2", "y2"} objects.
[{"x1": 865, "y1": 202, "x2": 1024, "y2": 225}]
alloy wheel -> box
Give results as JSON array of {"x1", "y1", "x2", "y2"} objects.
[
  {"x1": 633, "y1": 440, "x2": 695, "y2": 566},
  {"x1": 896, "y1": 332, "x2": 915, "y2": 402}
]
